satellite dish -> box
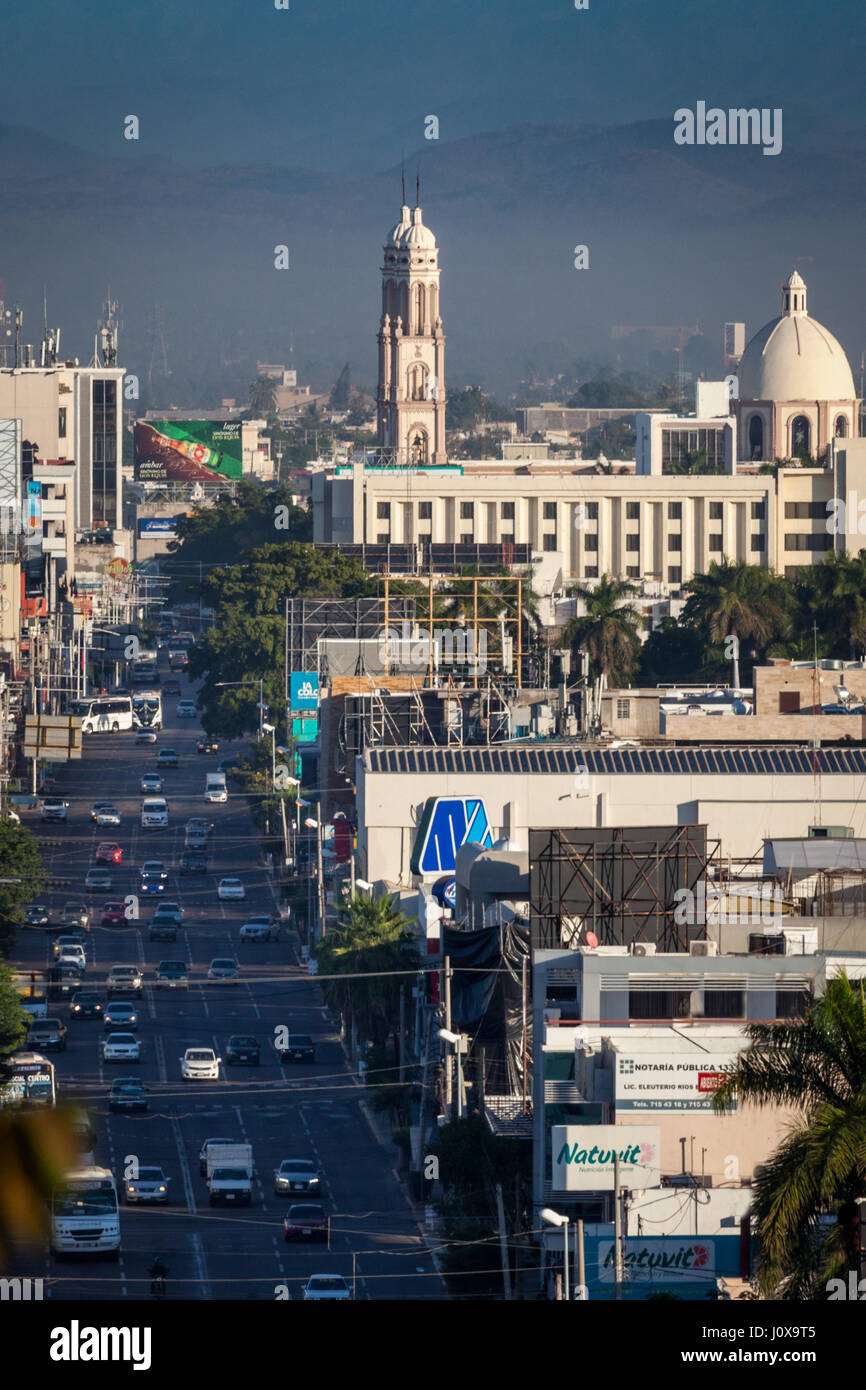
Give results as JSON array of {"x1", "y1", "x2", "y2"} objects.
[{"x1": 585, "y1": 931, "x2": 599, "y2": 948}]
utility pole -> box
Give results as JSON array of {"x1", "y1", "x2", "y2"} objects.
[
  {"x1": 316, "y1": 819, "x2": 325, "y2": 940},
  {"x1": 443, "y1": 955, "x2": 452, "y2": 1116},
  {"x1": 577, "y1": 1217, "x2": 587, "y2": 1300},
  {"x1": 398, "y1": 983, "x2": 406, "y2": 1083},
  {"x1": 495, "y1": 1183, "x2": 512, "y2": 1301},
  {"x1": 614, "y1": 1156, "x2": 623, "y2": 1301}
]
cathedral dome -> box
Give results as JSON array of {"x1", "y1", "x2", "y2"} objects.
[
  {"x1": 738, "y1": 272, "x2": 856, "y2": 402},
  {"x1": 386, "y1": 204, "x2": 411, "y2": 247},
  {"x1": 399, "y1": 205, "x2": 437, "y2": 249}
]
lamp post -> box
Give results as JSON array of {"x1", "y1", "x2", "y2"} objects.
[
  {"x1": 438, "y1": 1028, "x2": 468, "y2": 1119},
  {"x1": 215, "y1": 677, "x2": 265, "y2": 738},
  {"x1": 541, "y1": 1207, "x2": 571, "y2": 1302}
]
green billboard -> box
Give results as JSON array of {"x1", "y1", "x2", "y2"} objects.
[{"x1": 134, "y1": 420, "x2": 242, "y2": 484}]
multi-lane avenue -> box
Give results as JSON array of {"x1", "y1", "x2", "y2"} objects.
[{"x1": 8, "y1": 663, "x2": 442, "y2": 1302}]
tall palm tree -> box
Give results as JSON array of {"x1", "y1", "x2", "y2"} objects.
[
  {"x1": 682, "y1": 561, "x2": 789, "y2": 674},
  {"x1": 561, "y1": 574, "x2": 642, "y2": 686},
  {"x1": 316, "y1": 894, "x2": 420, "y2": 1051},
  {"x1": 712, "y1": 974, "x2": 866, "y2": 1298},
  {"x1": 248, "y1": 376, "x2": 279, "y2": 415},
  {"x1": 794, "y1": 552, "x2": 866, "y2": 658}
]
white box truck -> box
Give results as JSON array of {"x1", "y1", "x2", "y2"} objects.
[
  {"x1": 206, "y1": 1142, "x2": 253, "y2": 1205},
  {"x1": 204, "y1": 772, "x2": 227, "y2": 804}
]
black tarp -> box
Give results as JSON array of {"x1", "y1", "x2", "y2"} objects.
[{"x1": 443, "y1": 917, "x2": 531, "y2": 1095}]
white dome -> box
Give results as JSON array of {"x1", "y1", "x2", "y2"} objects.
[
  {"x1": 386, "y1": 204, "x2": 411, "y2": 247},
  {"x1": 399, "y1": 206, "x2": 436, "y2": 250},
  {"x1": 739, "y1": 273, "x2": 856, "y2": 402}
]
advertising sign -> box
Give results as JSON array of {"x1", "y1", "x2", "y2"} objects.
[
  {"x1": 614, "y1": 1053, "x2": 739, "y2": 1113},
  {"x1": 139, "y1": 516, "x2": 183, "y2": 537},
  {"x1": 134, "y1": 420, "x2": 242, "y2": 483},
  {"x1": 291, "y1": 717, "x2": 318, "y2": 744},
  {"x1": 410, "y1": 796, "x2": 493, "y2": 875},
  {"x1": 551, "y1": 1124, "x2": 660, "y2": 1191},
  {"x1": 290, "y1": 673, "x2": 319, "y2": 710},
  {"x1": 585, "y1": 1235, "x2": 742, "y2": 1290}
]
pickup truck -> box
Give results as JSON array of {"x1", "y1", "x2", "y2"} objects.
[{"x1": 206, "y1": 1143, "x2": 253, "y2": 1206}]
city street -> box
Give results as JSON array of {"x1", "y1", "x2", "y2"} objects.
[{"x1": 7, "y1": 664, "x2": 442, "y2": 1302}]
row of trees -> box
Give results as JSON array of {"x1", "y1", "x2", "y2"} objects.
[{"x1": 563, "y1": 554, "x2": 866, "y2": 688}]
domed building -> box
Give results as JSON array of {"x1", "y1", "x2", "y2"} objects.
[{"x1": 736, "y1": 271, "x2": 859, "y2": 463}]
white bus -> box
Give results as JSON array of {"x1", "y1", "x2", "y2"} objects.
[
  {"x1": 71, "y1": 695, "x2": 134, "y2": 733},
  {"x1": 51, "y1": 1166, "x2": 120, "y2": 1258},
  {"x1": 132, "y1": 689, "x2": 163, "y2": 730},
  {"x1": 0, "y1": 1051, "x2": 56, "y2": 1107},
  {"x1": 11, "y1": 968, "x2": 49, "y2": 1019}
]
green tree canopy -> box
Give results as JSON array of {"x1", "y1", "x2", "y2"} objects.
[
  {"x1": 0, "y1": 821, "x2": 46, "y2": 955},
  {"x1": 561, "y1": 575, "x2": 642, "y2": 686},
  {"x1": 315, "y1": 894, "x2": 421, "y2": 1050}
]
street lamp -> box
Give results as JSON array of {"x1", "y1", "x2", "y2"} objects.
[
  {"x1": 215, "y1": 678, "x2": 266, "y2": 737},
  {"x1": 541, "y1": 1207, "x2": 571, "y2": 1303},
  {"x1": 438, "y1": 1028, "x2": 468, "y2": 1119}
]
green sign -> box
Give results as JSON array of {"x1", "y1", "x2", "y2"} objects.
[{"x1": 134, "y1": 420, "x2": 242, "y2": 483}]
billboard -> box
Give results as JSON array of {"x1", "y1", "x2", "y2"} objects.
[
  {"x1": 410, "y1": 796, "x2": 493, "y2": 875},
  {"x1": 614, "y1": 1052, "x2": 739, "y2": 1113},
  {"x1": 134, "y1": 420, "x2": 242, "y2": 483},
  {"x1": 584, "y1": 1235, "x2": 741, "y2": 1292},
  {"x1": 551, "y1": 1125, "x2": 660, "y2": 1191},
  {"x1": 290, "y1": 672, "x2": 319, "y2": 710},
  {"x1": 139, "y1": 516, "x2": 183, "y2": 538}
]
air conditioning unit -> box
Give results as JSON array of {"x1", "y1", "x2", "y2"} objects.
[
  {"x1": 631, "y1": 942, "x2": 656, "y2": 957},
  {"x1": 689, "y1": 940, "x2": 718, "y2": 957}
]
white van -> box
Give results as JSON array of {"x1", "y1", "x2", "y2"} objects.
[
  {"x1": 141, "y1": 797, "x2": 169, "y2": 828},
  {"x1": 205, "y1": 773, "x2": 227, "y2": 804}
]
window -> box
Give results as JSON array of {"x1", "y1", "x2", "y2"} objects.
[
  {"x1": 616, "y1": 699, "x2": 631, "y2": 719},
  {"x1": 376, "y1": 502, "x2": 391, "y2": 520},
  {"x1": 709, "y1": 501, "x2": 723, "y2": 520},
  {"x1": 92, "y1": 378, "x2": 118, "y2": 527},
  {"x1": 776, "y1": 989, "x2": 811, "y2": 1019},
  {"x1": 543, "y1": 533, "x2": 557, "y2": 552},
  {"x1": 750, "y1": 534, "x2": 765, "y2": 551},
  {"x1": 460, "y1": 533, "x2": 474, "y2": 545},
  {"x1": 584, "y1": 534, "x2": 598, "y2": 551},
  {"x1": 791, "y1": 415, "x2": 811, "y2": 457},
  {"x1": 667, "y1": 534, "x2": 681, "y2": 551},
  {"x1": 835, "y1": 415, "x2": 849, "y2": 438},
  {"x1": 667, "y1": 502, "x2": 682, "y2": 520},
  {"x1": 626, "y1": 502, "x2": 640, "y2": 520},
  {"x1": 748, "y1": 414, "x2": 764, "y2": 461},
  {"x1": 584, "y1": 566, "x2": 598, "y2": 579},
  {"x1": 709, "y1": 534, "x2": 723, "y2": 551},
  {"x1": 704, "y1": 990, "x2": 745, "y2": 1019},
  {"x1": 58, "y1": 407, "x2": 67, "y2": 438},
  {"x1": 543, "y1": 501, "x2": 557, "y2": 520},
  {"x1": 626, "y1": 534, "x2": 640, "y2": 552},
  {"x1": 784, "y1": 501, "x2": 826, "y2": 519},
  {"x1": 584, "y1": 502, "x2": 599, "y2": 520},
  {"x1": 501, "y1": 501, "x2": 515, "y2": 519},
  {"x1": 751, "y1": 501, "x2": 765, "y2": 520},
  {"x1": 460, "y1": 502, "x2": 474, "y2": 519},
  {"x1": 785, "y1": 533, "x2": 832, "y2": 552},
  {"x1": 779, "y1": 691, "x2": 800, "y2": 713},
  {"x1": 376, "y1": 533, "x2": 390, "y2": 545},
  {"x1": 626, "y1": 565, "x2": 640, "y2": 578},
  {"x1": 629, "y1": 990, "x2": 691, "y2": 1020},
  {"x1": 418, "y1": 501, "x2": 432, "y2": 519},
  {"x1": 667, "y1": 565, "x2": 682, "y2": 584}
]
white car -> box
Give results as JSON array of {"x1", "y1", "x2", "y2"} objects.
[
  {"x1": 95, "y1": 805, "x2": 121, "y2": 827},
  {"x1": 85, "y1": 867, "x2": 112, "y2": 891},
  {"x1": 177, "y1": 700, "x2": 196, "y2": 718},
  {"x1": 239, "y1": 915, "x2": 274, "y2": 942},
  {"x1": 124, "y1": 1165, "x2": 169, "y2": 1204},
  {"x1": 106, "y1": 965, "x2": 143, "y2": 994},
  {"x1": 140, "y1": 773, "x2": 163, "y2": 794},
  {"x1": 217, "y1": 878, "x2": 245, "y2": 901},
  {"x1": 180, "y1": 1047, "x2": 221, "y2": 1080},
  {"x1": 302, "y1": 1275, "x2": 352, "y2": 1301},
  {"x1": 207, "y1": 958, "x2": 239, "y2": 985},
  {"x1": 135, "y1": 729, "x2": 158, "y2": 745},
  {"x1": 101, "y1": 1032, "x2": 141, "y2": 1063}
]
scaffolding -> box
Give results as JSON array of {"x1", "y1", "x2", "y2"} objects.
[{"x1": 529, "y1": 825, "x2": 720, "y2": 952}]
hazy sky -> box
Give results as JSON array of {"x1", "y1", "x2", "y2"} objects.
[{"x1": 4, "y1": 0, "x2": 864, "y2": 172}]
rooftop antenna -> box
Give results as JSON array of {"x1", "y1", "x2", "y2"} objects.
[
  {"x1": 401, "y1": 158, "x2": 406, "y2": 206},
  {"x1": 416, "y1": 164, "x2": 420, "y2": 206}
]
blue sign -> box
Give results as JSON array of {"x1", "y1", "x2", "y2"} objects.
[
  {"x1": 290, "y1": 672, "x2": 319, "y2": 710},
  {"x1": 410, "y1": 796, "x2": 493, "y2": 875},
  {"x1": 432, "y1": 876, "x2": 457, "y2": 910},
  {"x1": 139, "y1": 516, "x2": 182, "y2": 536}
]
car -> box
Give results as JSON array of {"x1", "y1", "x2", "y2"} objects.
[
  {"x1": 273, "y1": 1158, "x2": 321, "y2": 1197},
  {"x1": 180, "y1": 1047, "x2": 221, "y2": 1080},
  {"x1": 60, "y1": 903, "x2": 90, "y2": 932},
  {"x1": 180, "y1": 850, "x2": 208, "y2": 875},
  {"x1": 157, "y1": 748, "x2": 178, "y2": 767},
  {"x1": 162, "y1": 679, "x2": 182, "y2": 696},
  {"x1": 123, "y1": 1165, "x2": 170, "y2": 1204},
  {"x1": 84, "y1": 868, "x2": 112, "y2": 892},
  {"x1": 100, "y1": 901, "x2": 128, "y2": 928},
  {"x1": 152, "y1": 901, "x2": 182, "y2": 926},
  {"x1": 53, "y1": 935, "x2": 86, "y2": 963},
  {"x1": 24, "y1": 904, "x2": 50, "y2": 927},
  {"x1": 185, "y1": 816, "x2": 213, "y2": 843},
  {"x1": 239, "y1": 914, "x2": 275, "y2": 943},
  {"x1": 207, "y1": 958, "x2": 239, "y2": 985},
  {"x1": 141, "y1": 859, "x2": 166, "y2": 876},
  {"x1": 135, "y1": 728, "x2": 158, "y2": 745},
  {"x1": 301, "y1": 1275, "x2": 351, "y2": 1301},
  {"x1": 177, "y1": 699, "x2": 197, "y2": 718},
  {"x1": 196, "y1": 738, "x2": 219, "y2": 754},
  {"x1": 109, "y1": 1077, "x2": 148, "y2": 1112},
  {"x1": 284, "y1": 1203, "x2": 329, "y2": 1243},
  {"x1": 101, "y1": 1032, "x2": 141, "y2": 1063},
  {"x1": 198, "y1": 1137, "x2": 235, "y2": 1177},
  {"x1": 278, "y1": 1033, "x2": 316, "y2": 1064},
  {"x1": 95, "y1": 842, "x2": 122, "y2": 864},
  {"x1": 168, "y1": 651, "x2": 188, "y2": 671},
  {"x1": 106, "y1": 965, "x2": 142, "y2": 995},
  {"x1": 217, "y1": 878, "x2": 245, "y2": 901},
  {"x1": 91, "y1": 801, "x2": 115, "y2": 823},
  {"x1": 69, "y1": 991, "x2": 104, "y2": 1019},
  {"x1": 226, "y1": 1035, "x2": 260, "y2": 1065},
  {"x1": 94, "y1": 805, "x2": 121, "y2": 827},
  {"x1": 155, "y1": 960, "x2": 188, "y2": 989},
  {"x1": 27, "y1": 1018, "x2": 68, "y2": 1051},
  {"x1": 140, "y1": 772, "x2": 163, "y2": 794},
  {"x1": 104, "y1": 1001, "x2": 139, "y2": 1030},
  {"x1": 147, "y1": 918, "x2": 177, "y2": 942},
  {"x1": 40, "y1": 798, "x2": 68, "y2": 822}
]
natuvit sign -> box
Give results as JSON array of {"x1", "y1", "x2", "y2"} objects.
[{"x1": 551, "y1": 1124, "x2": 660, "y2": 1191}]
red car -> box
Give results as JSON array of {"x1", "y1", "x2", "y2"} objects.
[
  {"x1": 101, "y1": 901, "x2": 128, "y2": 927},
  {"x1": 283, "y1": 1203, "x2": 329, "y2": 1243},
  {"x1": 95, "y1": 842, "x2": 123, "y2": 864}
]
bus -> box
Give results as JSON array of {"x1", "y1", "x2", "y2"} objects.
[
  {"x1": 0, "y1": 1051, "x2": 56, "y2": 1107},
  {"x1": 70, "y1": 694, "x2": 134, "y2": 733},
  {"x1": 132, "y1": 689, "x2": 163, "y2": 730},
  {"x1": 12, "y1": 968, "x2": 49, "y2": 1019},
  {"x1": 51, "y1": 1166, "x2": 120, "y2": 1258}
]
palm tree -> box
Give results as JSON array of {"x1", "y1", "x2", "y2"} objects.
[
  {"x1": 793, "y1": 552, "x2": 866, "y2": 659},
  {"x1": 712, "y1": 974, "x2": 866, "y2": 1299},
  {"x1": 681, "y1": 561, "x2": 790, "y2": 677},
  {"x1": 561, "y1": 574, "x2": 642, "y2": 686},
  {"x1": 316, "y1": 894, "x2": 420, "y2": 1053},
  {"x1": 248, "y1": 376, "x2": 279, "y2": 415}
]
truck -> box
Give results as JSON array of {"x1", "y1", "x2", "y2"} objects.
[
  {"x1": 204, "y1": 772, "x2": 227, "y2": 804},
  {"x1": 206, "y1": 1142, "x2": 253, "y2": 1206}
]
